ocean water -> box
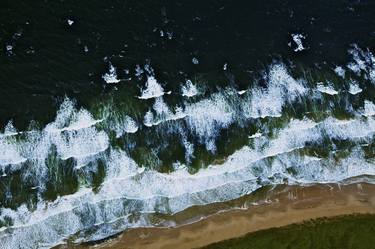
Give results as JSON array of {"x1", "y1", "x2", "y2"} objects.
[{"x1": 1, "y1": 0, "x2": 375, "y2": 248}]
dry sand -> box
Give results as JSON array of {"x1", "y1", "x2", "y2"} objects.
[{"x1": 72, "y1": 182, "x2": 375, "y2": 249}]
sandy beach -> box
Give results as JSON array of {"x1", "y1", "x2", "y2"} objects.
[{"x1": 71, "y1": 181, "x2": 375, "y2": 249}]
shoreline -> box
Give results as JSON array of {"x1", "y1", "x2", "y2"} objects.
[{"x1": 73, "y1": 182, "x2": 375, "y2": 249}]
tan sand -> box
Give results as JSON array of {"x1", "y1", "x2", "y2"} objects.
[{"x1": 71, "y1": 182, "x2": 375, "y2": 249}]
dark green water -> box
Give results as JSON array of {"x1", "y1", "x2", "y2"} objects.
[{"x1": 1, "y1": 1, "x2": 375, "y2": 248}]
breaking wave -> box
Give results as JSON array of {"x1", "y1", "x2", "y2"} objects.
[{"x1": 1, "y1": 45, "x2": 375, "y2": 248}]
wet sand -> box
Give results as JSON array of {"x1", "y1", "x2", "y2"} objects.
[{"x1": 74, "y1": 182, "x2": 375, "y2": 249}]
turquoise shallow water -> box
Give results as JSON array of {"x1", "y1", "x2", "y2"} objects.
[{"x1": 1, "y1": 1, "x2": 375, "y2": 248}]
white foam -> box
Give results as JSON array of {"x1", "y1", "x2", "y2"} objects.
[
  {"x1": 135, "y1": 64, "x2": 144, "y2": 79},
  {"x1": 102, "y1": 63, "x2": 120, "y2": 84},
  {"x1": 5, "y1": 45, "x2": 13, "y2": 52},
  {"x1": 110, "y1": 116, "x2": 138, "y2": 138},
  {"x1": 263, "y1": 118, "x2": 319, "y2": 158},
  {"x1": 316, "y1": 82, "x2": 338, "y2": 95},
  {"x1": 348, "y1": 81, "x2": 362, "y2": 95},
  {"x1": 52, "y1": 128, "x2": 109, "y2": 160},
  {"x1": 43, "y1": 99, "x2": 110, "y2": 161},
  {"x1": 181, "y1": 80, "x2": 198, "y2": 97},
  {"x1": 185, "y1": 93, "x2": 234, "y2": 151},
  {"x1": 362, "y1": 100, "x2": 375, "y2": 117},
  {"x1": 249, "y1": 132, "x2": 262, "y2": 139},
  {"x1": 4, "y1": 59, "x2": 375, "y2": 248},
  {"x1": 347, "y1": 45, "x2": 375, "y2": 83},
  {"x1": 138, "y1": 76, "x2": 165, "y2": 99},
  {"x1": 192, "y1": 57, "x2": 199, "y2": 65},
  {"x1": 183, "y1": 140, "x2": 195, "y2": 163},
  {"x1": 0, "y1": 98, "x2": 109, "y2": 171},
  {"x1": 0, "y1": 121, "x2": 18, "y2": 138},
  {"x1": 347, "y1": 45, "x2": 369, "y2": 74},
  {"x1": 291, "y1": 34, "x2": 306, "y2": 52},
  {"x1": 2, "y1": 113, "x2": 375, "y2": 248},
  {"x1": 143, "y1": 97, "x2": 187, "y2": 127},
  {"x1": 143, "y1": 110, "x2": 158, "y2": 127},
  {"x1": 334, "y1": 66, "x2": 346, "y2": 78},
  {"x1": 245, "y1": 86, "x2": 283, "y2": 118},
  {"x1": 243, "y1": 64, "x2": 307, "y2": 118},
  {"x1": 0, "y1": 138, "x2": 26, "y2": 167},
  {"x1": 59, "y1": 109, "x2": 103, "y2": 132},
  {"x1": 145, "y1": 64, "x2": 307, "y2": 140},
  {"x1": 0, "y1": 146, "x2": 261, "y2": 248}
]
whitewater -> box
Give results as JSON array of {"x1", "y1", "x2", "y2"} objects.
[{"x1": 1, "y1": 45, "x2": 375, "y2": 248}]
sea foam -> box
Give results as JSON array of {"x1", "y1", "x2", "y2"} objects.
[{"x1": 2, "y1": 60, "x2": 375, "y2": 248}]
